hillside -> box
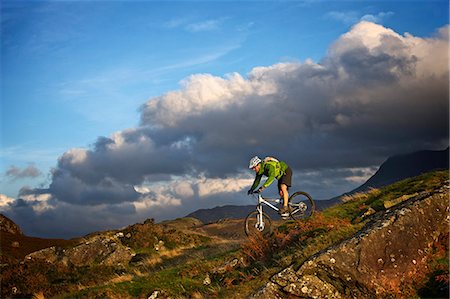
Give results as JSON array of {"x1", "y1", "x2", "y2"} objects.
[
  {"x1": 252, "y1": 170, "x2": 449, "y2": 298},
  {"x1": 1, "y1": 170, "x2": 448, "y2": 298}
]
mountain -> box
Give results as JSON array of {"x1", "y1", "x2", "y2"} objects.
[
  {"x1": 343, "y1": 147, "x2": 449, "y2": 196},
  {"x1": 187, "y1": 205, "x2": 255, "y2": 223}
]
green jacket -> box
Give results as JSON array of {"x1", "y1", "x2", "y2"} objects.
[{"x1": 250, "y1": 160, "x2": 288, "y2": 191}]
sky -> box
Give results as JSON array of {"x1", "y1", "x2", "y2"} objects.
[{"x1": 1, "y1": 0, "x2": 449, "y2": 238}]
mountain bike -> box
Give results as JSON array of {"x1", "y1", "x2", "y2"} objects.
[{"x1": 244, "y1": 191, "x2": 315, "y2": 237}]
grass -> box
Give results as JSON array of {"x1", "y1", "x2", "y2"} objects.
[
  {"x1": 114, "y1": 267, "x2": 206, "y2": 297},
  {"x1": 323, "y1": 170, "x2": 449, "y2": 221}
]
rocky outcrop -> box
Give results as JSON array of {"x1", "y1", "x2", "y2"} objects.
[
  {"x1": 26, "y1": 231, "x2": 134, "y2": 267},
  {"x1": 0, "y1": 214, "x2": 23, "y2": 235},
  {"x1": 23, "y1": 217, "x2": 206, "y2": 268},
  {"x1": 252, "y1": 184, "x2": 449, "y2": 298}
]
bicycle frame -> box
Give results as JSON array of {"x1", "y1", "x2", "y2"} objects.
[
  {"x1": 254, "y1": 194, "x2": 280, "y2": 230},
  {"x1": 246, "y1": 191, "x2": 315, "y2": 236},
  {"x1": 256, "y1": 194, "x2": 281, "y2": 211}
]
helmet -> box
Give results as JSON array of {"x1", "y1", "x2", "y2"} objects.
[{"x1": 249, "y1": 156, "x2": 261, "y2": 169}]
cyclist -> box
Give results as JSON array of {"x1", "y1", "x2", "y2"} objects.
[{"x1": 247, "y1": 156, "x2": 293, "y2": 218}]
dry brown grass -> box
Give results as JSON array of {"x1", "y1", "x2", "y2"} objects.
[
  {"x1": 141, "y1": 245, "x2": 196, "y2": 268},
  {"x1": 341, "y1": 188, "x2": 380, "y2": 202},
  {"x1": 108, "y1": 274, "x2": 134, "y2": 284},
  {"x1": 32, "y1": 292, "x2": 45, "y2": 299},
  {"x1": 241, "y1": 213, "x2": 353, "y2": 263}
]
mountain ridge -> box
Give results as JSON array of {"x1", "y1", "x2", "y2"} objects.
[{"x1": 344, "y1": 147, "x2": 449, "y2": 195}]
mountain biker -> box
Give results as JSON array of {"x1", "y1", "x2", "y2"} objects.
[{"x1": 247, "y1": 156, "x2": 293, "y2": 218}]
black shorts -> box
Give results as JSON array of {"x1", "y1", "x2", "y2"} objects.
[{"x1": 278, "y1": 167, "x2": 292, "y2": 190}]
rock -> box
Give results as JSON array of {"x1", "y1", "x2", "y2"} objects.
[
  {"x1": 203, "y1": 273, "x2": 211, "y2": 285},
  {"x1": 148, "y1": 290, "x2": 159, "y2": 299},
  {"x1": 26, "y1": 246, "x2": 60, "y2": 263},
  {"x1": 154, "y1": 240, "x2": 165, "y2": 251},
  {"x1": 383, "y1": 193, "x2": 418, "y2": 209},
  {"x1": 212, "y1": 258, "x2": 242, "y2": 274},
  {"x1": 249, "y1": 282, "x2": 285, "y2": 299},
  {"x1": 0, "y1": 214, "x2": 23, "y2": 235},
  {"x1": 361, "y1": 207, "x2": 376, "y2": 219},
  {"x1": 255, "y1": 186, "x2": 449, "y2": 298},
  {"x1": 11, "y1": 241, "x2": 20, "y2": 248},
  {"x1": 26, "y1": 233, "x2": 134, "y2": 267},
  {"x1": 271, "y1": 266, "x2": 298, "y2": 287},
  {"x1": 284, "y1": 275, "x2": 342, "y2": 298}
]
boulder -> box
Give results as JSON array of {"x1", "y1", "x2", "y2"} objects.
[
  {"x1": 253, "y1": 185, "x2": 449, "y2": 298},
  {"x1": 26, "y1": 233, "x2": 134, "y2": 267},
  {"x1": 0, "y1": 214, "x2": 23, "y2": 235}
]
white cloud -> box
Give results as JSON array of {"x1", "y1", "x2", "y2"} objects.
[
  {"x1": 326, "y1": 11, "x2": 360, "y2": 24},
  {"x1": 20, "y1": 192, "x2": 55, "y2": 214},
  {"x1": 326, "y1": 10, "x2": 394, "y2": 25},
  {"x1": 0, "y1": 194, "x2": 15, "y2": 211},
  {"x1": 197, "y1": 176, "x2": 253, "y2": 198},
  {"x1": 61, "y1": 148, "x2": 88, "y2": 165},
  {"x1": 141, "y1": 71, "x2": 272, "y2": 127},
  {"x1": 186, "y1": 19, "x2": 222, "y2": 32},
  {"x1": 164, "y1": 17, "x2": 227, "y2": 33},
  {"x1": 360, "y1": 12, "x2": 394, "y2": 23},
  {"x1": 343, "y1": 167, "x2": 379, "y2": 184},
  {"x1": 134, "y1": 194, "x2": 182, "y2": 211}
]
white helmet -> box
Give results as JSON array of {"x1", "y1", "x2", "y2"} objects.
[{"x1": 248, "y1": 156, "x2": 261, "y2": 168}]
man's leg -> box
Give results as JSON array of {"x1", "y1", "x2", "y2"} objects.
[{"x1": 280, "y1": 183, "x2": 289, "y2": 207}]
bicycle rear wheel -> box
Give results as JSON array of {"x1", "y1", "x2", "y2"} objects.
[
  {"x1": 288, "y1": 191, "x2": 315, "y2": 220},
  {"x1": 244, "y1": 211, "x2": 273, "y2": 237}
]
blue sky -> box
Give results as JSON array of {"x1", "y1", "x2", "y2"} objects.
[{"x1": 1, "y1": 0, "x2": 449, "y2": 238}]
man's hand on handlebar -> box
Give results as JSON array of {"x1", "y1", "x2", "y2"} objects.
[{"x1": 247, "y1": 186, "x2": 265, "y2": 195}]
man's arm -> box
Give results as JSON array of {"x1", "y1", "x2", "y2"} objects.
[
  {"x1": 262, "y1": 164, "x2": 277, "y2": 188},
  {"x1": 250, "y1": 174, "x2": 262, "y2": 191}
]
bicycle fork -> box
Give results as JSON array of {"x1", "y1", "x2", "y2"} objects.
[{"x1": 256, "y1": 204, "x2": 265, "y2": 231}]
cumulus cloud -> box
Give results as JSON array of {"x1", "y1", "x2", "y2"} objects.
[
  {"x1": 0, "y1": 194, "x2": 15, "y2": 211},
  {"x1": 12, "y1": 22, "x2": 449, "y2": 238}
]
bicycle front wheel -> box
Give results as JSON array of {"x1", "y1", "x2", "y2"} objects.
[
  {"x1": 288, "y1": 191, "x2": 315, "y2": 220},
  {"x1": 244, "y1": 211, "x2": 272, "y2": 237}
]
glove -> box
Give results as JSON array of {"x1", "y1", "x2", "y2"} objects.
[
  {"x1": 256, "y1": 186, "x2": 265, "y2": 193},
  {"x1": 247, "y1": 189, "x2": 253, "y2": 195}
]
